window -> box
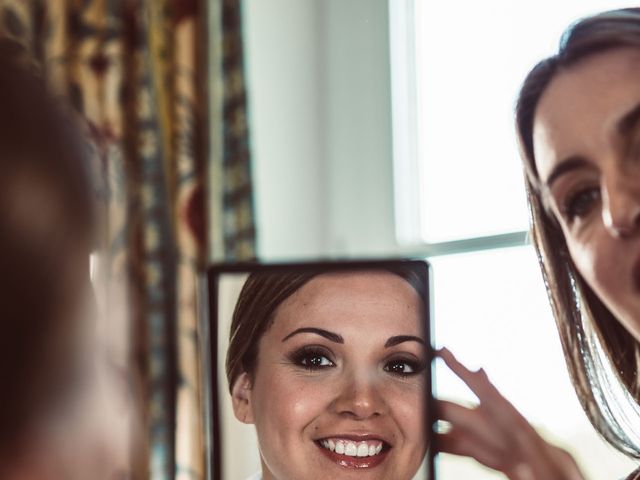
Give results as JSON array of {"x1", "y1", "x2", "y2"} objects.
[{"x1": 390, "y1": 1, "x2": 639, "y2": 478}]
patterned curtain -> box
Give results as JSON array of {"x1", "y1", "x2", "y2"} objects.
[{"x1": 0, "y1": 0, "x2": 255, "y2": 479}]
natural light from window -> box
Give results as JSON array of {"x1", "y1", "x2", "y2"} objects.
[{"x1": 414, "y1": 0, "x2": 638, "y2": 242}]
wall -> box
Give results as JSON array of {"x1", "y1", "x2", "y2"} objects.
[{"x1": 242, "y1": 0, "x2": 397, "y2": 261}]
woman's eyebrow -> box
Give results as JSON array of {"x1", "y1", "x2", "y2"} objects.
[
  {"x1": 544, "y1": 103, "x2": 640, "y2": 188},
  {"x1": 544, "y1": 155, "x2": 590, "y2": 188},
  {"x1": 282, "y1": 327, "x2": 344, "y2": 344},
  {"x1": 384, "y1": 335, "x2": 425, "y2": 348}
]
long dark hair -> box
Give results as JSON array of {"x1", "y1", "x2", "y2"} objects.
[
  {"x1": 0, "y1": 38, "x2": 94, "y2": 456},
  {"x1": 516, "y1": 8, "x2": 640, "y2": 458}
]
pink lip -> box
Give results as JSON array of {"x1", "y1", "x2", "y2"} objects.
[
  {"x1": 315, "y1": 440, "x2": 391, "y2": 469},
  {"x1": 317, "y1": 433, "x2": 389, "y2": 443}
]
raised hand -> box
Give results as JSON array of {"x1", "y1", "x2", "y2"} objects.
[{"x1": 436, "y1": 348, "x2": 585, "y2": 480}]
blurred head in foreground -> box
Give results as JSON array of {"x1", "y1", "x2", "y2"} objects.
[{"x1": 0, "y1": 39, "x2": 98, "y2": 478}]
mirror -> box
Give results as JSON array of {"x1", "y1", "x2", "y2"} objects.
[{"x1": 204, "y1": 260, "x2": 435, "y2": 479}]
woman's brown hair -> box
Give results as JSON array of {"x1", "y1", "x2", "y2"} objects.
[{"x1": 516, "y1": 8, "x2": 640, "y2": 458}]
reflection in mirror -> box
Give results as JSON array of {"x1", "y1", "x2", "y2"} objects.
[{"x1": 206, "y1": 261, "x2": 434, "y2": 480}]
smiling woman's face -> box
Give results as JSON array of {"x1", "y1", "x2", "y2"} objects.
[
  {"x1": 533, "y1": 47, "x2": 640, "y2": 341},
  {"x1": 231, "y1": 270, "x2": 427, "y2": 480}
]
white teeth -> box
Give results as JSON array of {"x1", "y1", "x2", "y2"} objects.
[
  {"x1": 357, "y1": 443, "x2": 369, "y2": 457},
  {"x1": 345, "y1": 442, "x2": 357, "y2": 456},
  {"x1": 319, "y1": 439, "x2": 385, "y2": 457}
]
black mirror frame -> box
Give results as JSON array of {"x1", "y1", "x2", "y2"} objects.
[{"x1": 202, "y1": 258, "x2": 436, "y2": 480}]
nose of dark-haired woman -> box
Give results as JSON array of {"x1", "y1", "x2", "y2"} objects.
[{"x1": 602, "y1": 176, "x2": 640, "y2": 239}]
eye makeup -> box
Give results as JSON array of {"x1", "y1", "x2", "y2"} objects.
[
  {"x1": 287, "y1": 345, "x2": 336, "y2": 372},
  {"x1": 383, "y1": 356, "x2": 427, "y2": 378},
  {"x1": 285, "y1": 344, "x2": 427, "y2": 379}
]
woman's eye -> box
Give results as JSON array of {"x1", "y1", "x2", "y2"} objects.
[
  {"x1": 561, "y1": 186, "x2": 600, "y2": 222},
  {"x1": 300, "y1": 354, "x2": 332, "y2": 368},
  {"x1": 290, "y1": 347, "x2": 335, "y2": 371},
  {"x1": 384, "y1": 359, "x2": 423, "y2": 377}
]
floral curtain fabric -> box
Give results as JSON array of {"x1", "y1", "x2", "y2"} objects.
[{"x1": 0, "y1": 0, "x2": 255, "y2": 478}]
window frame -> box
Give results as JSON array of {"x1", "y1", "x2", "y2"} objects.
[{"x1": 389, "y1": 0, "x2": 529, "y2": 257}]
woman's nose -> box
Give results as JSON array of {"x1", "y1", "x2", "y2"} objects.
[
  {"x1": 331, "y1": 373, "x2": 388, "y2": 420},
  {"x1": 601, "y1": 171, "x2": 640, "y2": 238}
]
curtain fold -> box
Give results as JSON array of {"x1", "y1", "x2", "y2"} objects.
[
  {"x1": 209, "y1": 0, "x2": 256, "y2": 262},
  {"x1": 0, "y1": 0, "x2": 256, "y2": 478}
]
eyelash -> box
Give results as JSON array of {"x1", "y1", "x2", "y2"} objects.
[
  {"x1": 288, "y1": 346, "x2": 426, "y2": 378},
  {"x1": 384, "y1": 357, "x2": 426, "y2": 378},
  {"x1": 560, "y1": 186, "x2": 600, "y2": 223},
  {"x1": 289, "y1": 346, "x2": 335, "y2": 371}
]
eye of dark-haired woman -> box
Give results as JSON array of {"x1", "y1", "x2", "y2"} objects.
[{"x1": 561, "y1": 186, "x2": 601, "y2": 223}]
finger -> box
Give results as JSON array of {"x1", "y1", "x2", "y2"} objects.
[
  {"x1": 437, "y1": 347, "x2": 502, "y2": 401},
  {"x1": 438, "y1": 348, "x2": 529, "y2": 426},
  {"x1": 439, "y1": 430, "x2": 582, "y2": 480},
  {"x1": 437, "y1": 396, "x2": 544, "y2": 463},
  {"x1": 436, "y1": 430, "x2": 509, "y2": 473},
  {"x1": 436, "y1": 350, "x2": 583, "y2": 479},
  {"x1": 439, "y1": 401, "x2": 553, "y2": 480},
  {"x1": 437, "y1": 400, "x2": 508, "y2": 454},
  {"x1": 438, "y1": 427, "x2": 549, "y2": 480}
]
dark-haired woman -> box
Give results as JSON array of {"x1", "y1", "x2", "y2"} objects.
[{"x1": 437, "y1": 8, "x2": 640, "y2": 480}]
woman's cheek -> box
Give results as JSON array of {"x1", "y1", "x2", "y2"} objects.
[
  {"x1": 256, "y1": 369, "x2": 329, "y2": 422},
  {"x1": 567, "y1": 231, "x2": 623, "y2": 306},
  {"x1": 285, "y1": 379, "x2": 328, "y2": 418},
  {"x1": 380, "y1": 378, "x2": 426, "y2": 424}
]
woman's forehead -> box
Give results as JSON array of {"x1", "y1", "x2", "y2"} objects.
[
  {"x1": 269, "y1": 271, "x2": 422, "y2": 334},
  {"x1": 533, "y1": 47, "x2": 640, "y2": 182}
]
